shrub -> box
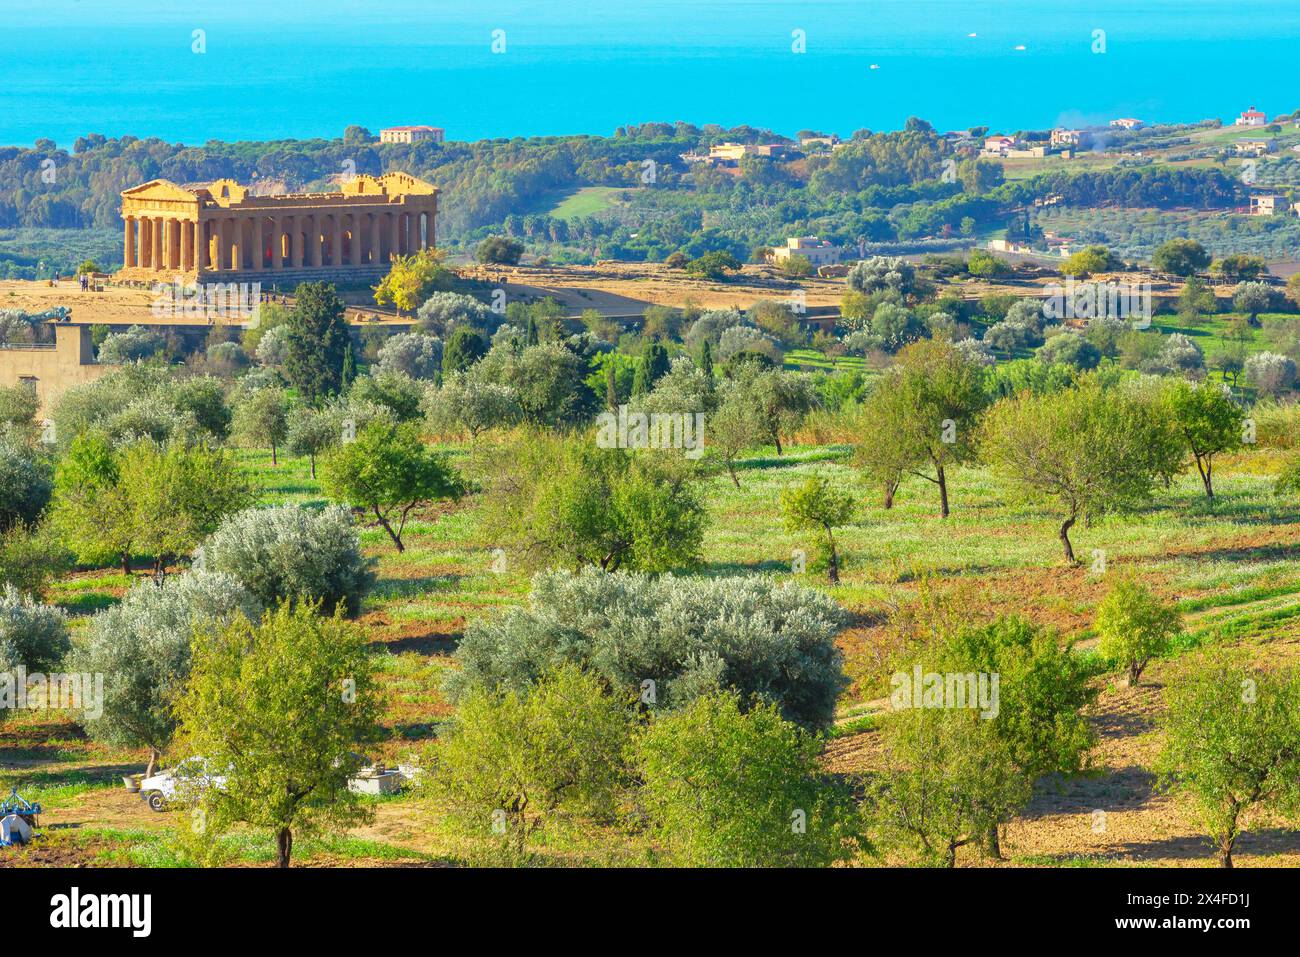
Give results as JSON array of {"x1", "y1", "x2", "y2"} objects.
[
  {"x1": 0, "y1": 585, "x2": 70, "y2": 712},
  {"x1": 0, "y1": 438, "x2": 52, "y2": 531},
  {"x1": 195, "y1": 505, "x2": 374, "y2": 616},
  {"x1": 376, "y1": 332, "x2": 443, "y2": 380},
  {"x1": 448, "y1": 567, "x2": 848, "y2": 729},
  {"x1": 98, "y1": 324, "x2": 165, "y2": 363},
  {"x1": 72, "y1": 571, "x2": 259, "y2": 773}
]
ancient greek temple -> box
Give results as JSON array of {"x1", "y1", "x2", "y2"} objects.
[{"x1": 116, "y1": 172, "x2": 438, "y2": 282}]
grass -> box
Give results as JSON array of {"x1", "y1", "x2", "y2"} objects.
[{"x1": 6, "y1": 427, "x2": 1300, "y2": 867}]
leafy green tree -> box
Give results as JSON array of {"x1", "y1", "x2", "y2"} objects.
[
  {"x1": 1061, "y1": 245, "x2": 1115, "y2": 278},
  {"x1": 638, "y1": 692, "x2": 864, "y2": 867},
  {"x1": 1095, "y1": 579, "x2": 1181, "y2": 686},
  {"x1": 869, "y1": 706, "x2": 1030, "y2": 867},
  {"x1": 50, "y1": 432, "x2": 134, "y2": 574},
  {"x1": 442, "y1": 326, "x2": 489, "y2": 373},
  {"x1": 73, "y1": 571, "x2": 258, "y2": 776},
  {"x1": 685, "y1": 250, "x2": 741, "y2": 280},
  {"x1": 175, "y1": 602, "x2": 382, "y2": 867},
  {"x1": 478, "y1": 432, "x2": 704, "y2": 572},
  {"x1": 119, "y1": 440, "x2": 254, "y2": 580},
  {"x1": 1157, "y1": 655, "x2": 1300, "y2": 868},
  {"x1": 1176, "y1": 276, "x2": 1217, "y2": 325},
  {"x1": 321, "y1": 419, "x2": 462, "y2": 552},
  {"x1": 781, "y1": 476, "x2": 854, "y2": 582},
  {"x1": 981, "y1": 376, "x2": 1172, "y2": 562},
  {"x1": 232, "y1": 386, "x2": 290, "y2": 465},
  {"x1": 1152, "y1": 238, "x2": 1211, "y2": 277},
  {"x1": 937, "y1": 615, "x2": 1098, "y2": 857},
  {"x1": 874, "y1": 340, "x2": 988, "y2": 518},
  {"x1": 373, "y1": 248, "x2": 450, "y2": 316},
  {"x1": 476, "y1": 236, "x2": 524, "y2": 265},
  {"x1": 431, "y1": 664, "x2": 634, "y2": 858},
  {"x1": 1165, "y1": 380, "x2": 1244, "y2": 499},
  {"x1": 284, "y1": 405, "x2": 338, "y2": 479},
  {"x1": 282, "y1": 283, "x2": 351, "y2": 403}
]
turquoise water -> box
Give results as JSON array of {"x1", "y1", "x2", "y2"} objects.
[{"x1": 2, "y1": 0, "x2": 1298, "y2": 146}]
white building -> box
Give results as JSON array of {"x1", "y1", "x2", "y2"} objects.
[
  {"x1": 1236, "y1": 106, "x2": 1268, "y2": 127},
  {"x1": 380, "y1": 125, "x2": 445, "y2": 145}
]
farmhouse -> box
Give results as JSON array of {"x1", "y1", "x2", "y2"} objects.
[
  {"x1": 1109, "y1": 117, "x2": 1144, "y2": 130},
  {"x1": 771, "y1": 236, "x2": 844, "y2": 267},
  {"x1": 1235, "y1": 106, "x2": 1268, "y2": 127},
  {"x1": 116, "y1": 173, "x2": 438, "y2": 284}
]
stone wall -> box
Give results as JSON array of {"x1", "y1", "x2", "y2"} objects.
[{"x1": 0, "y1": 324, "x2": 106, "y2": 415}]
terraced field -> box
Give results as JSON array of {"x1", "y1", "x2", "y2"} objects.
[{"x1": 4, "y1": 439, "x2": 1299, "y2": 866}]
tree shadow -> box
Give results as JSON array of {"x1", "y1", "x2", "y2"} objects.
[
  {"x1": 1111, "y1": 827, "x2": 1300, "y2": 863},
  {"x1": 1018, "y1": 764, "x2": 1160, "y2": 821}
]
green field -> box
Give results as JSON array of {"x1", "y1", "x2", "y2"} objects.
[{"x1": 5, "y1": 432, "x2": 1300, "y2": 867}]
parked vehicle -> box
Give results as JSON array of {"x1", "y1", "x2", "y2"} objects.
[{"x1": 139, "y1": 759, "x2": 227, "y2": 813}]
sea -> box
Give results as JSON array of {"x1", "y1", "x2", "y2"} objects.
[{"x1": 2, "y1": 0, "x2": 1299, "y2": 147}]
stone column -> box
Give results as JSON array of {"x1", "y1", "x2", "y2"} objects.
[
  {"x1": 370, "y1": 212, "x2": 383, "y2": 265},
  {"x1": 349, "y1": 214, "x2": 362, "y2": 266},
  {"x1": 389, "y1": 212, "x2": 400, "y2": 261},
  {"x1": 171, "y1": 218, "x2": 183, "y2": 269},
  {"x1": 253, "y1": 216, "x2": 264, "y2": 271},
  {"x1": 271, "y1": 217, "x2": 283, "y2": 269},
  {"x1": 124, "y1": 216, "x2": 136, "y2": 268},
  {"x1": 311, "y1": 216, "x2": 323, "y2": 267},
  {"x1": 412, "y1": 212, "x2": 423, "y2": 251},
  {"x1": 153, "y1": 216, "x2": 165, "y2": 270},
  {"x1": 331, "y1": 215, "x2": 342, "y2": 266},
  {"x1": 139, "y1": 217, "x2": 152, "y2": 268},
  {"x1": 292, "y1": 218, "x2": 305, "y2": 268},
  {"x1": 193, "y1": 220, "x2": 205, "y2": 271}
]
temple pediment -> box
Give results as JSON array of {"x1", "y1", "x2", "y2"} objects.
[{"x1": 120, "y1": 179, "x2": 203, "y2": 203}]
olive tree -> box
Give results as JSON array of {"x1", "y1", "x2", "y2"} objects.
[
  {"x1": 448, "y1": 567, "x2": 848, "y2": 730},
  {"x1": 175, "y1": 602, "x2": 381, "y2": 867},
  {"x1": 195, "y1": 505, "x2": 374, "y2": 616},
  {"x1": 72, "y1": 571, "x2": 259, "y2": 775},
  {"x1": 981, "y1": 376, "x2": 1171, "y2": 562},
  {"x1": 1157, "y1": 655, "x2": 1300, "y2": 868},
  {"x1": 321, "y1": 419, "x2": 463, "y2": 552},
  {"x1": 0, "y1": 585, "x2": 69, "y2": 724}
]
